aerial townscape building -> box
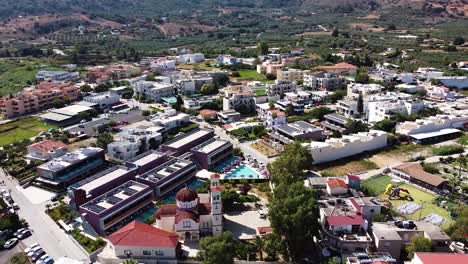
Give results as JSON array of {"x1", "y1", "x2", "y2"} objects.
[{"x1": 2, "y1": 8, "x2": 468, "y2": 264}]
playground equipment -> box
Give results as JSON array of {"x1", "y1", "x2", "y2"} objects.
[{"x1": 385, "y1": 184, "x2": 414, "y2": 201}]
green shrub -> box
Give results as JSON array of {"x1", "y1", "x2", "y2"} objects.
[{"x1": 432, "y1": 145, "x2": 464, "y2": 156}]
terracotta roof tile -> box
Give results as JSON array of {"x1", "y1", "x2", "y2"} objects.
[{"x1": 108, "y1": 221, "x2": 178, "y2": 247}]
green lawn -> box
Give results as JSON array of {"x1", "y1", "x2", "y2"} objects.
[
  {"x1": 254, "y1": 89, "x2": 266, "y2": 96},
  {"x1": 237, "y1": 70, "x2": 267, "y2": 81},
  {"x1": 0, "y1": 59, "x2": 63, "y2": 96},
  {"x1": 362, "y1": 175, "x2": 453, "y2": 229},
  {"x1": 0, "y1": 116, "x2": 57, "y2": 146}
]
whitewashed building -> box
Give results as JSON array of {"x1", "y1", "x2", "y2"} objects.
[
  {"x1": 132, "y1": 81, "x2": 175, "y2": 102},
  {"x1": 396, "y1": 111, "x2": 468, "y2": 135},
  {"x1": 307, "y1": 130, "x2": 388, "y2": 164},
  {"x1": 303, "y1": 72, "x2": 346, "y2": 90},
  {"x1": 266, "y1": 80, "x2": 297, "y2": 96},
  {"x1": 367, "y1": 100, "x2": 425, "y2": 123},
  {"x1": 276, "y1": 68, "x2": 310, "y2": 82},
  {"x1": 347, "y1": 83, "x2": 384, "y2": 99},
  {"x1": 107, "y1": 128, "x2": 163, "y2": 162}
]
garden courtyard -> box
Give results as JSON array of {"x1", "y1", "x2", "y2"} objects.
[{"x1": 361, "y1": 175, "x2": 454, "y2": 229}]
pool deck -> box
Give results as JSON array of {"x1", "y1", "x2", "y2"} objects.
[{"x1": 222, "y1": 164, "x2": 267, "y2": 180}]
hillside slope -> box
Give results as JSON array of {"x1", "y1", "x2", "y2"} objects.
[{"x1": 0, "y1": 0, "x2": 465, "y2": 21}]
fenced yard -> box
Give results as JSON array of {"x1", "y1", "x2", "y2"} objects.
[{"x1": 361, "y1": 175, "x2": 454, "y2": 229}]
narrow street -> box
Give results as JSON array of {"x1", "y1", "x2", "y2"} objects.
[{"x1": 0, "y1": 169, "x2": 89, "y2": 262}]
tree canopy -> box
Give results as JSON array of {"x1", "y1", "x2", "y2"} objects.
[
  {"x1": 198, "y1": 231, "x2": 237, "y2": 264},
  {"x1": 267, "y1": 142, "x2": 312, "y2": 185}
]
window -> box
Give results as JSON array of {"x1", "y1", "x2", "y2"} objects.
[
  {"x1": 143, "y1": 250, "x2": 152, "y2": 256},
  {"x1": 183, "y1": 220, "x2": 191, "y2": 228},
  {"x1": 123, "y1": 250, "x2": 133, "y2": 256},
  {"x1": 154, "y1": 250, "x2": 164, "y2": 256}
]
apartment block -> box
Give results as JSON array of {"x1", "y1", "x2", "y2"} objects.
[
  {"x1": 190, "y1": 138, "x2": 233, "y2": 170},
  {"x1": 79, "y1": 181, "x2": 154, "y2": 236},
  {"x1": 132, "y1": 81, "x2": 175, "y2": 102},
  {"x1": 266, "y1": 80, "x2": 297, "y2": 96},
  {"x1": 303, "y1": 72, "x2": 346, "y2": 90},
  {"x1": 36, "y1": 147, "x2": 105, "y2": 190},
  {"x1": 160, "y1": 128, "x2": 215, "y2": 156},
  {"x1": 0, "y1": 82, "x2": 81, "y2": 118},
  {"x1": 136, "y1": 156, "x2": 198, "y2": 197},
  {"x1": 276, "y1": 68, "x2": 310, "y2": 81}
]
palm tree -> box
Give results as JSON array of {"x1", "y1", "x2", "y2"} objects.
[{"x1": 254, "y1": 236, "x2": 264, "y2": 261}]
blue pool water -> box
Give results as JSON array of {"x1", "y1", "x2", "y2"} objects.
[
  {"x1": 162, "y1": 178, "x2": 206, "y2": 204},
  {"x1": 214, "y1": 156, "x2": 240, "y2": 172},
  {"x1": 136, "y1": 207, "x2": 157, "y2": 222},
  {"x1": 225, "y1": 165, "x2": 260, "y2": 179}
]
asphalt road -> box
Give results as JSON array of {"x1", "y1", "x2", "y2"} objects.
[
  {"x1": 66, "y1": 109, "x2": 145, "y2": 136},
  {"x1": 0, "y1": 169, "x2": 89, "y2": 262}
]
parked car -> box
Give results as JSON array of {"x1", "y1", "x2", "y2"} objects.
[
  {"x1": 4, "y1": 238, "x2": 18, "y2": 249},
  {"x1": 257, "y1": 210, "x2": 267, "y2": 219},
  {"x1": 24, "y1": 243, "x2": 40, "y2": 254},
  {"x1": 31, "y1": 249, "x2": 45, "y2": 262},
  {"x1": 38, "y1": 256, "x2": 54, "y2": 264},
  {"x1": 12, "y1": 203, "x2": 19, "y2": 210},
  {"x1": 17, "y1": 229, "x2": 32, "y2": 239},
  {"x1": 13, "y1": 228, "x2": 26, "y2": 237},
  {"x1": 27, "y1": 246, "x2": 42, "y2": 257},
  {"x1": 36, "y1": 254, "x2": 49, "y2": 263}
]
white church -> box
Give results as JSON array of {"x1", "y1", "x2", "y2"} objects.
[{"x1": 155, "y1": 174, "x2": 223, "y2": 240}]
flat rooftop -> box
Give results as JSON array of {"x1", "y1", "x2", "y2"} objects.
[
  {"x1": 192, "y1": 138, "x2": 231, "y2": 154},
  {"x1": 81, "y1": 181, "x2": 149, "y2": 214},
  {"x1": 77, "y1": 167, "x2": 131, "y2": 193},
  {"x1": 373, "y1": 221, "x2": 450, "y2": 242},
  {"x1": 165, "y1": 129, "x2": 212, "y2": 149},
  {"x1": 275, "y1": 121, "x2": 322, "y2": 136},
  {"x1": 410, "y1": 128, "x2": 461, "y2": 140},
  {"x1": 138, "y1": 158, "x2": 195, "y2": 182},
  {"x1": 130, "y1": 151, "x2": 165, "y2": 167},
  {"x1": 38, "y1": 147, "x2": 102, "y2": 172}
]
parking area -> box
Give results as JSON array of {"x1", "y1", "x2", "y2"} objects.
[
  {"x1": 223, "y1": 210, "x2": 270, "y2": 240},
  {"x1": 15, "y1": 186, "x2": 55, "y2": 205}
]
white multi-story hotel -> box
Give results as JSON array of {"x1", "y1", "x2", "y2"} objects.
[
  {"x1": 132, "y1": 81, "x2": 175, "y2": 102},
  {"x1": 276, "y1": 68, "x2": 310, "y2": 82},
  {"x1": 347, "y1": 83, "x2": 384, "y2": 99},
  {"x1": 266, "y1": 80, "x2": 297, "y2": 96},
  {"x1": 306, "y1": 130, "x2": 388, "y2": 164},
  {"x1": 107, "y1": 128, "x2": 163, "y2": 162},
  {"x1": 367, "y1": 100, "x2": 425, "y2": 123},
  {"x1": 303, "y1": 72, "x2": 346, "y2": 90}
]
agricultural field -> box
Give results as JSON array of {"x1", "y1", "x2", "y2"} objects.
[
  {"x1": 362, "y1": 175, "x2": 454, "y2": 229},
  {"x1": 0, "y1": 116, "x2": 57, "y2": 146},
  {"x1": 0, "y1": 59, "x2": 62, "y2": 96}
]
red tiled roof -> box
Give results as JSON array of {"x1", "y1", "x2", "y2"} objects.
[
  {"x1": 394, "y1": 163, "x2": 447, "y2": 187},
  {"x1": 256, "y1": 226, "x2": 273, "y2": 235},
  {"x1": 327, "y1": 179, "x2": 347, "y2": 189},
  {"x1": 175, "y1": 210, "x2": 198, "y2": 224},
  {"x1": 210, "y1": 173, "x2": 221, "y2": 179},
  {"x1": 349, "y1": 198, "x2": 362, "y2": 213},
  {"x1": 210, "y1": 186, "x2": 223, "y2": 192},
  {"x1": 270, "y1": 110, "x2": 285, "y2": 116},
  {"x1": 155, "y1": 204, "x2": 177, "y2": 219},
  {"x1": 347, "y1": 174, "x2": 360, "y2": 181},
  {"x1": 199, "y1": 203, "x2": 212, "y2": 215},
  {"x1": 415, "y1": 253, "x2": 468, "y2": 264},
  {"x1": 200, "y1": 109, "x2": 217, "y2": 116},
  {"x1": 29, "y1": 140, "x2": 67, "y2": 153},
  {"x1": 327, "y1": 214, "x2": 364, "y2": 226},
  {"x1": 176, "y1": 187, "x2": 198, "y2": 202},
  {"x1": 108, "y1": 221, "x2": 178, "y2": 248}
]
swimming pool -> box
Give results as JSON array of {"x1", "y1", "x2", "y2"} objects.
[
  {"x1": 214, "y1": 156, "x2": 241, "y2": 172},
  {"x1": 224, "y1": 165, "x2": 260, "y2": 180},
  {"x1": 135, "y1": 207, "x2": 157, "y2": 223},
  {"x1": 162, "y1": 178, "x2": 206, "y2": 204}
]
